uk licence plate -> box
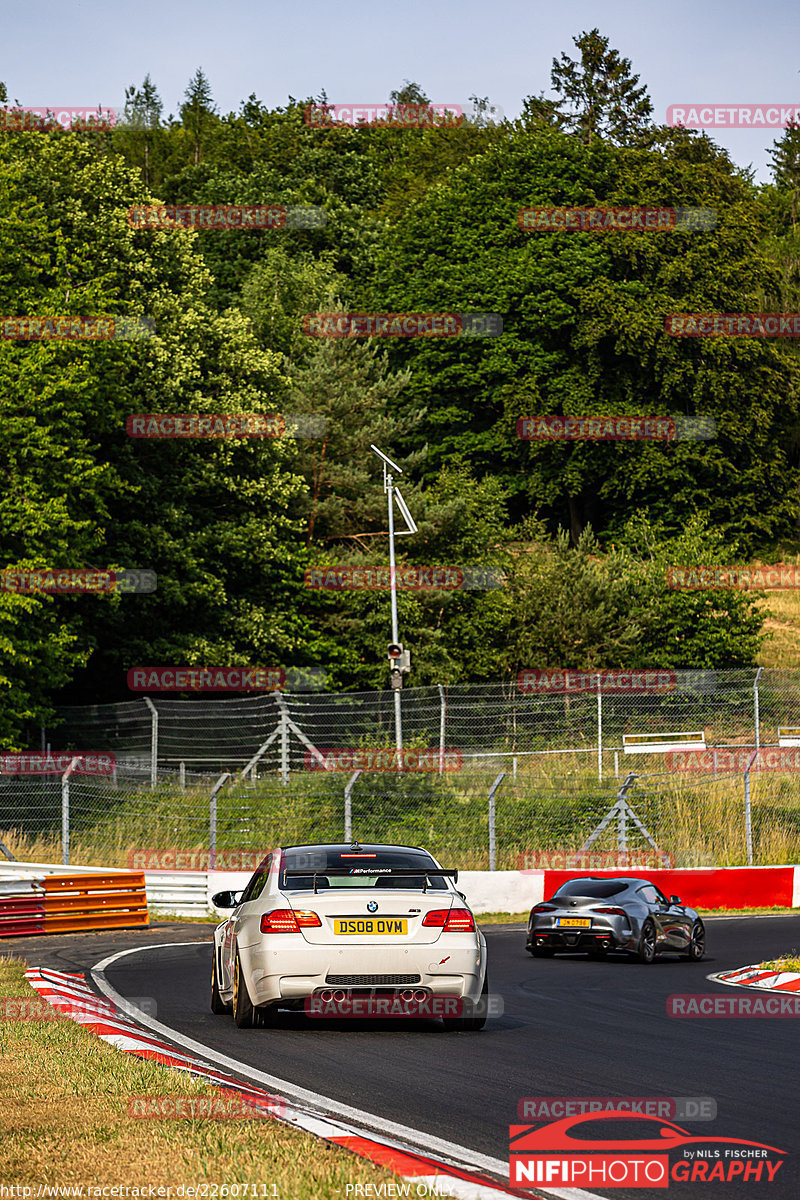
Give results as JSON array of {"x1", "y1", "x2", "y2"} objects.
[
  {"x1": 557, "y1": 917, "x2": 591, "y2": 928},
  {"x1": 334, "y1": 918, "x2": 408, "y2": 935}
]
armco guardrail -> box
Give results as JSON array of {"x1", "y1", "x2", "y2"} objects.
[
  {"x1": 145, "y1": 870, "x2": 209, "y2": 918},
  {"x1": 0, "y1": 871, "x2": 149, "y2": 937}
]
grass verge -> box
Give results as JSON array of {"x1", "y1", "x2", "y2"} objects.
[{"x1": 0, "y1": 955, "x2": 403, "y2": 1194}]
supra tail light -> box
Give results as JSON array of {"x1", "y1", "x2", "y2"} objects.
[
  {"x1": 593, "y1": 907, "x2": 627, "y2": 917},
  {"x1": 260, "y1": 909, "x2": 321, "y2": 933},
  {"x1": 531, "y1": 904, "x2": 556, "y2": 913},
  {"x1": 422, "y1": 907, "x2": 475, "y2": 932}
]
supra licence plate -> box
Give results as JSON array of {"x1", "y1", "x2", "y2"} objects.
[
  {"x1": 557, "y1": 917, "x2": 592, "y2": 928},
  {"x1": 334, "y1": 918, "x2": 408, "y2": 935}
]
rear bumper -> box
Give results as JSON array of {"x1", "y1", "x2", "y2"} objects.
[
  {"x1": 527, "y1": 925, "x2": 634, "y2": 952},
  {"x1": 241, "y1": 933, "x2": 486, "y2": 1006}
]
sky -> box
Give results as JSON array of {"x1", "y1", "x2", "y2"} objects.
[{"x1": 2, "y1": 0, "x2": 799, "y2": 182}]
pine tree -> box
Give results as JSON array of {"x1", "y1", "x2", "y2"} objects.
[
  {"x1": 550, "y1": 28, "x2": 653, "y2": 145},
  {"x1": 180, "y1": 67, "x2": 217, "y2": 165},
  {"x1": 123, "y1": 74, "x2": 162, "y2": 186}
]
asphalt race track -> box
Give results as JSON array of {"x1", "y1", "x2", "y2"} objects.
[{"x1": 7, "y1": 916, "x2": 799, "y2": 1199}]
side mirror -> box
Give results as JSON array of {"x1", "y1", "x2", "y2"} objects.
[
  {"x1": 670, "y1": 895, "x2": 681, "y2": 906},
  {"x1": 211, "y1": 890, "x2": 240, "y2": 909}
]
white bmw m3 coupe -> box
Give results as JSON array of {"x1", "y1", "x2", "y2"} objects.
[{"x1": 210, "y1": 842, "x2": 489, "y2": 1031}]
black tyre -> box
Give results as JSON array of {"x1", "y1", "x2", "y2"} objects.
[
  {"x1": 637, "y1": 918, "x2": 657, "y2": 964},
  {"x1": 210, "y1": 948, "x2": 230, "y2": 1014},
  {"x1": 232, "y1": 950, "x2": 256, "y2": 1028},
  {"x1": 442, "y1": 972, "x2": 488, "y2": 1032},
  {"x1": 683, "y1": 920, "x2": 706, "y2": 961}
]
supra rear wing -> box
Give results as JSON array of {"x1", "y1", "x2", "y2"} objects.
[{"x1": 283, "y1": 866, "x2": 458, "y2": 893}]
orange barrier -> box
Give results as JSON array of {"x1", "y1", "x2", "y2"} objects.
[{"x1": 0, "y1": 873, "x2": 148, "y2": 937}]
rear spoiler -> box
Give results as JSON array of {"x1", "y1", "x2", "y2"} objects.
[{"x1": 284, "y1": 867, "x2": 458, "y2": 894}]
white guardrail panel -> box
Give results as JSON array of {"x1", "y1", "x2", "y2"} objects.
[{"x1": 2, "y1": 862, "x2": 547, "y2": 918}]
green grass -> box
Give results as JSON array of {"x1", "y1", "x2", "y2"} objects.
[{"x1": 0, "y1": 955, "x2": 404, "y2": 1194}]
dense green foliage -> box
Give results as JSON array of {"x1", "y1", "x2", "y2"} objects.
[{"x1": 1, "y1": 30, "x2": 798, "y2": 746}]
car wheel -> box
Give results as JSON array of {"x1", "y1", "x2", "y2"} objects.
[
  {"x1": 528, "y1": 945, "x2": 555, "y2": 957},
  {"x1": 232, "y1": 950, "x2": 256, "y2": 1028},
  {"x1": 683, "y1": 920, "x2": 705, "y2": 961},
  {"x1": 637, "y1": 919, "x2": 657, "y2": 964},
  {"x1": 442, "y1": 972, "x2": 488, "y2": 1032},
  {"x1": 210, "y1": 948, "x2": 230, "y2": 1014}
]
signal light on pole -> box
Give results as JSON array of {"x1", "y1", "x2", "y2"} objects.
[{"x1": 388, "y1": 643, "x2": 410, "y2": 672}]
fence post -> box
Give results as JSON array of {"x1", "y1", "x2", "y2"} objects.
[
  {"x1": 61, "y1": 756, "x2": 81, "y2": 867},
  {"x1": 597, "y1": 676, "x2": 603, "y2": 781},
  {"x1": 744, "y1": 770, "x2": 754, "y2": 866},
  {"x1": 488, "y1": 772, "x2": 506, "y2": 871},
  {"x1": 438, "y1": 684, "x2": 446, "y2": 775},
  {"x1": 344, "y1": 771, "x2": 361, "y2": 841},
  {"x1": 277, "y1": 694, "x2": 290, "y2": 786},
  {"x1": 143, "y1": 697, "x2": 158, "y2": 789},
  {"x1": 179, "y1": 761, "x2": 185, "y2": 790},
  {"x1": 743, "y1": 749, "x2": 757, "y2": 866},
  {"x1": 754, "y1": 666, "x2": 763, "y2": 752},
  {"x1": 209, "y1": 772, "x2": 231, "y2": 870}
]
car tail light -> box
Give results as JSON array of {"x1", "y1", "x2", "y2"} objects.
[
  {"x1": 260, "y1": 909, "x2": 321, "y2": 933},
  {"x1": 531, "y1": 904, "x2": 556, "y2": 913},
  {"x1": 593, "y1": 907, "x2": 626, "y2": 917},
  {"x1": 422, "y1": 908, "x2": 475, "y2": 932}
]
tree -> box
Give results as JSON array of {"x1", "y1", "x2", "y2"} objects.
[
  {"x1": 180, "y1": 68, "x2": 217, "y2": 165},
  {"x1": 0, "y1": 129, "x2": 315, "y2": 734},
  {"x1": 287, "y1": 333, "x2": 414, "y2": 544},
  {"x1": 122, "y1": 73, "x2": 163, "y2": 186},
  {"x1": 768, "y1": 121, "x2": 800, "y2": 231},
  {"x1": 366, "y1": 123, "x2": 798, "y2": 552},
  {"x1": 550, "y1": 28, "x2": 653, "y2": 146},
  {"x1": 389, "y1": 81, "x2": 430, "y2": 107}
]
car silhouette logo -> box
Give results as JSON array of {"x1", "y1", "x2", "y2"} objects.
[{"x1": 367, "y1": 901, "x2": 378, "y2": 913}]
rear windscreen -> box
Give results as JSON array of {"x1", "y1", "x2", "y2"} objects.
[
  {"x1": 552, "y1": 880, "x2": 628, "y2": 899},
  {"x1": 281, "y1": 848, "x2": 447, "y2": 890}
]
